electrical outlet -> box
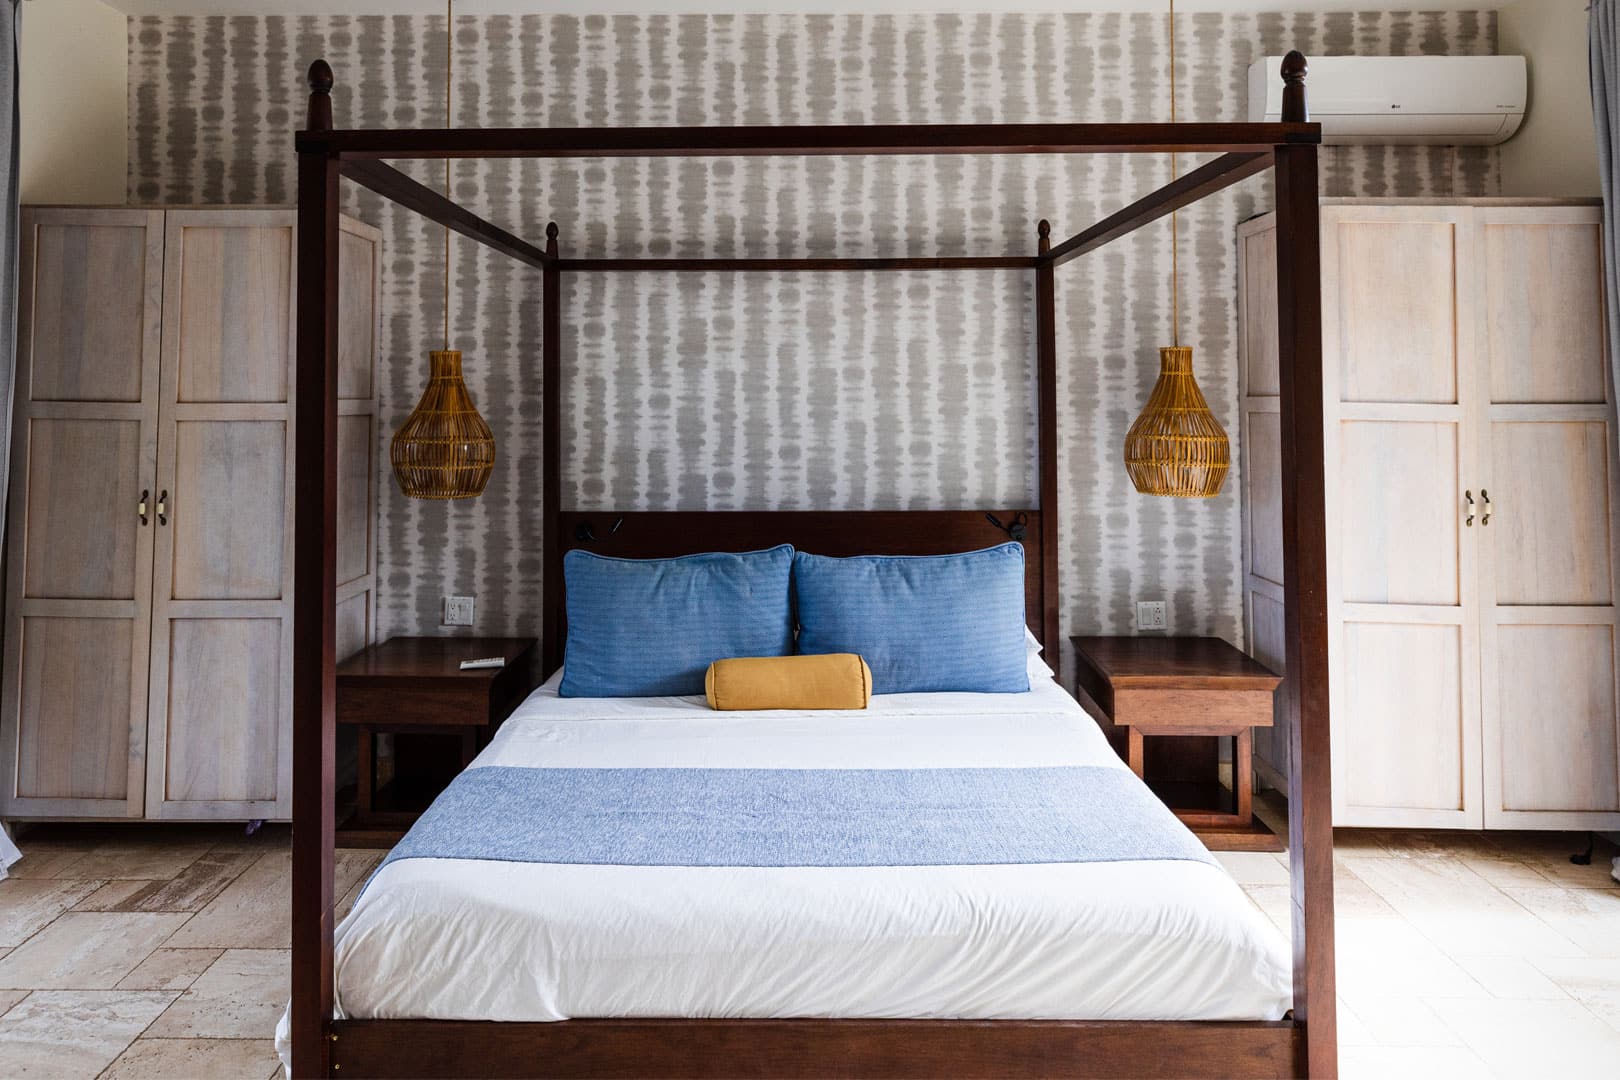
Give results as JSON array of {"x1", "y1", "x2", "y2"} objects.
[
  {"x1": 443, "y1": 595, "x2": 475, "y2": 627},
  {"x1": 1135, "y1": 600, "x2": 1168, "y2": 632}
]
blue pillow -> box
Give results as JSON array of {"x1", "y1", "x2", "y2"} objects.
[
  {"x1": 560, "y1": 546, "x2": 795, "y2": 698},
  {"x1": 793, "y1": 543, "x2": 1030, "y2": 694}
]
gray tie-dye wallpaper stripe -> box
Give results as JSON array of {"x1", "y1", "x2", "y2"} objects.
[{"x1": 126, "y1": 11, "x2": 1498, "y2": 665}]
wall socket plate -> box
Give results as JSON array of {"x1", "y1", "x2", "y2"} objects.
[
  {"x1": 1135, "y1": 600, "x2": 1168, "y2": 632},
  {"x1": 443, "y1": 595, "x2": 475, "y2": 627}
]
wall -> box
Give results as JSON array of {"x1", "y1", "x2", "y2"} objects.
[
  {"x1": 126, "y1": 11, "x2": 1499, "y2": 666},
  {"x1": 1500, "y1": 0, "x2": 1600, "y2": 197},
  {"x1": 19, "y1": 0, "x2": 127, "y2": 204}
]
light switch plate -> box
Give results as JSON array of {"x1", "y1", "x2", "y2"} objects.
[
  {"x1": 1135, "y1": 600, "x2": 1168, "y2": 632},
  {"x1": 443, "y1": 595, "x2": 475, "y2": 627}
]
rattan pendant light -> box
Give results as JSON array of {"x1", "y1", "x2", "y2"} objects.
[
  {"x1": 391, "y1": 0, "x2": 496, "y2": 500},
  {"x1": 1122, "y1": 0, "x2": 1230, "y2": 499}
]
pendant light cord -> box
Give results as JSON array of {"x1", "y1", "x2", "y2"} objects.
[
  {"x1": 1168, "y1": 0, "x2": 1179, "y2": 348},
  {"x1": 443, "y1": 0, "x2": 453, "y2": 353}
]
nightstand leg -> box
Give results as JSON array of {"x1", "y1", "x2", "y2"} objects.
[
  {"x1": 1235, "y1": 727, "x2": 1253, "y2": 824},
  {"x1": 1127, "y1": 728, "x2": 1145, "y2": 777},
  {"x1": 460, "y1": 728, "x2": 477, "y2": 770},
  {"x1": 357, "y1": 726, "x2": 374, "y2": 817}
]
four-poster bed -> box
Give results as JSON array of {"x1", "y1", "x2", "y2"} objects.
[{"x1": 290, "y1": 51, "x2": 1335, "y2": 1078}]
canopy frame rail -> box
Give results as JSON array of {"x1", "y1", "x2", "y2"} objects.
[{"x1": 290, "y1": 49, "x2": 1334, "y2": 1079}]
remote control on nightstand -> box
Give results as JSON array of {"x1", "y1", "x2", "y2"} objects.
[{"x1": 459, "y1": 656, "x2": 506, "y2": 670}]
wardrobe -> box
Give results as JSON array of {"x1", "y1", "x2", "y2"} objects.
[
  {"x1": 0, "y1": 207, "x2": 381, "y2": 821},
  {"x1": 1240, "y1": 199, "x2": 1620, "y2": 831}
]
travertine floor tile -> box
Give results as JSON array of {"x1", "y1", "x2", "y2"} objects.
[
  {"x1": 147, "y1": 948, "x2": 288, "y2": 1040},
  {"x1": 78, "y1": 839, "x2": 213, "y2": 881},
  {"x1": 1348, "y1": 856, "x2": 1586, "y2": 960},
  {"x1": 1336, "y1": 995, "x2": 1462, "y2": 1047},
  {"x1": 0, "y1": 987, "x2": 27, "y2": 1014},
  {"x1": 1503, "y1": 887, "x2": 1620, "y2": 958},
  {"x1": 0, "y1": 990, "x2": 174, "y2": 1078},
  {"x1": 0, "y1": 912, "x2": 188, "y2": 989},
  {"x1": 1453, "y1": 955, "x2": 1570, "y2": 1000},
  {"x1": 165, "y1": 850, "x2": 375, "y2": 950},
  {"x1": 101, "y1": 1037, "x2": 281, "y2": 1080},
  {"x1": 116, "y1": 948, "x2": 223, "y2": 992},
  {"x1": 1427, "y1": 996, "x2": 1620, "y2": 1079},
  {"x1": 71, "y1": 880, "x2": 152, "y2": 912},
  {"x1": 1337, "y1": 1044, "x2": 1494, "y2": 1080},
  {"x1": 1533, "y1": 956, "x2": 1620, "y2": 1033},
  {"x1": 2, "y1": 849, "x2": 88, "y2": 880},
  {"x1": 0, "y1": 879, "x2": 104, "y2": 947},
  {"x1": 1335, "y1": 918, "x2": 1490, "y2": 1001},
  {"x1": 104, "y1": 851, "x2": 260, "y2": 914},
  {"x1": 1216, "y1": 850, "x2": 1289, "y2": 885}
]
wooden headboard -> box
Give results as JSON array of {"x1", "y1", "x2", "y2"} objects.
[{"x1": 544, "y1": 509, "x2": 1058, "y2": 680}]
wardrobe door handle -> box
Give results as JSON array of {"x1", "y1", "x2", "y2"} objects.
[
  {"x1": 1464, "y1": 490, "x2": 1475, "y2": 528},
  {"x1": 1481, "y1": 489, "x2": 1492, "y2": 526},
  {"x1": 138, "y1": 489, "x2": 149, "y2": 526},
  {"x1": 157, "y1": 490, "x2": 168, "y2": 527}
]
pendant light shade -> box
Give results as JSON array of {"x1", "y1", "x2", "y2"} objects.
[
  {"x1": 390, "y1": 349, "x2": 496, "y2": 499},
  {"x1": 1123, "y1": 346, "x2": 1230, "y2": 499},
  {"x1": 392, "y1": 0, "x2": 496, "y2": 500}
]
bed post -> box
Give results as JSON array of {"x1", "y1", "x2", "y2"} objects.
[
  {"x1": 1272, "y1": 50, "x2": 1336, "y2": 1078},
  {"x1": 542, "y1": 222, "x2": 562, "y2": 676},
  {"x1": 291, "y1": 59, "x2": 341, "y2": 1080},
  {"x1": 1034, "y1": 220, "x2": 1061, "y2": 682}
]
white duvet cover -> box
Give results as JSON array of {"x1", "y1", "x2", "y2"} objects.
[{"x1": 279, "y1": 674, "x2": 1290, "y2": 1055}]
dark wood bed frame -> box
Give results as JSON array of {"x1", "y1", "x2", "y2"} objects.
[{"x1": 291, "y1": 52, "x2": 1334, "y2": 1079}]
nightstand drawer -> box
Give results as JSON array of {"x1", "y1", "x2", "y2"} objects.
[
  {"x1": 338, "y1": 685, "x2": 490, "y2": 728},
  {"x1": 1114, "y1": 688, "x2": 1275, "y2": 733}
]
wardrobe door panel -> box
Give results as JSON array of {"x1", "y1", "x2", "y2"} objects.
[
  {"x1": 158, "y1": 618, "x2": 282, "y2": 805},
  {"x1": 1321, "y1": 205, "x2": 1481, "y2": 827},
  {"x1": 146, "y1": 210, "x2": 296, "y2": 820},
  {"x1": 22, "y1": 419, "x2": 144, "y2": 601},
  {"x1": 1335, "y1": 218, "x2": 1458, "y2": 405},
  {"x1": 336, "y1": 218, "x2": 383, "y2": 663},
  {"x1": 15, "y1": 617, "x2": 137, "y2": 801},
  {"x1": 1338, "y1": 420, "x2": 1461, "y2": 607},
  {"x1": 1476, "y1": 206, "x2": 1620, "y2": 829},
  {"x1": 29, "y1": 224, "x2": 153, "y2": 403},
  {"x1": 1337, "y1": 619, "x2": 1477, "y2": 825},
  {"x1": 169, "y1": 420, "x2": 288, "y2": 601},
  {"x1": 337, "y1": 414, "x2": 372, "y2": 588},
  {"x1": 173, "y1": 222, "x2": 292, "y2": 404},
  {"x1": 0, "y1": 209, "x2": 162, "y2": 818},
  {"x1": 1494, "y1": 621, "x2": 1619, "y2": 817},
  {"x1": 1489, "y1": 421, "x2": 1613, "y2": 607},
  {"x1": 1484, "y1": 220, "x2": 1607, "y2": 405}
]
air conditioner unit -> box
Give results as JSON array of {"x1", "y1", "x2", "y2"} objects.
[{"x1": 1248, "y1": 55, "x2": 1526, "y2": 145}]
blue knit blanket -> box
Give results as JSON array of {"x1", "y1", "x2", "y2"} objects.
[{"x1": 374, "y1": 765, "x2": 1214, "y2": 873}]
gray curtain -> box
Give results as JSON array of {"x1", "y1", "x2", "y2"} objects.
[
  {"x1": 1594, "y1": 1, "x2": 1620, "y2": 406},
  {"x1": 0, "y1": 0, "x2": 15, "y2": 876}
]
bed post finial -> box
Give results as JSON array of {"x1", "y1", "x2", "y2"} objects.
[
  {"x1": 1037, "y1": 219, "x2": 1051, "y2": 256},
  {"x1": 1280, "y1": 50, "x2": 1308, "y2": 124},
  {"x1": 546, "y1": 221, "x2": 559, "y2": 257},
  {"x1": 307, "y1": 59, "x2": 334, "y2": 132}
]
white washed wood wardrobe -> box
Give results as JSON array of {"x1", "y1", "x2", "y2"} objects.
[
  {"x1": 0, "y1": 207, "x2": 381, "y2": 821},
  {"x1": 1240, "y1": 198, "x2": 1620, "y2": 830}
]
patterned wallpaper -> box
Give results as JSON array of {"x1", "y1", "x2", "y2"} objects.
[{"x1": 127, "y1": 11, "x2": 1499, "y2": 660}]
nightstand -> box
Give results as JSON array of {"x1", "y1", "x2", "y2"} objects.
[
  {"x1": 1070, "y1": 636, "x2": 1283, "y2": 852},
  {"x1": 336, "y1": 636, "x2": 541, "y2": 846}
]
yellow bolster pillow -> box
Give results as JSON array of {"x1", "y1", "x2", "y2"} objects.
[{"x1": 705, "y1": 654, "x2": 872, "y2": 711}]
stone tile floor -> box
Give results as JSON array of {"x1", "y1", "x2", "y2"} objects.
[{"x1": 0, "y1": 809, "x2": 1616, "y2": 1078}]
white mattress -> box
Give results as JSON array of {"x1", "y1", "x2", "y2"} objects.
[{"x1": 280, "y1": 674, "x2": 1290, "y2": 1051}]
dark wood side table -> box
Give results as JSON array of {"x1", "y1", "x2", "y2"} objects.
[
  {"x1": 337, "y1": 636, "x2": 541, "y2": 846},
  {"x1": 1070, "y1": 636, "x2": 1283, "y2": 852}
]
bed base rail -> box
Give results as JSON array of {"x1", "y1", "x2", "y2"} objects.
[{"x1": 329, "y1": 1018, "x2": 1302, "y2": 1079}]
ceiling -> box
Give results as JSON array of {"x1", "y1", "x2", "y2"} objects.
[{"x1": 98, "y1": 2, "x2": 1526, "y2": 16}]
